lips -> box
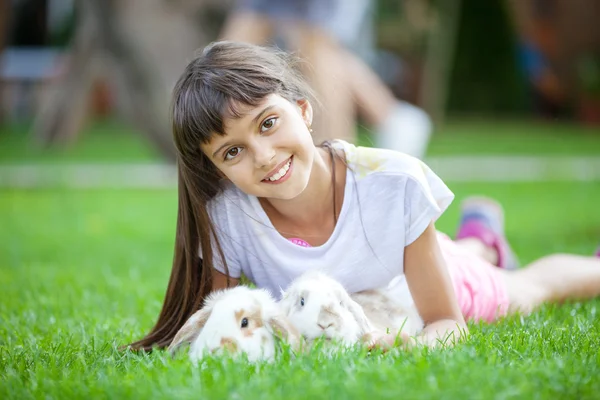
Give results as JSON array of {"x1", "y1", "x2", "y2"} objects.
[{"x1": 262, "y1": 156, "x2": 292, "y2": 183}]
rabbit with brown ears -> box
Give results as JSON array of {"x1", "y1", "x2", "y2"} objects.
[{"x1": 168, "y1": 285, "x2": 302, "y2": 363}]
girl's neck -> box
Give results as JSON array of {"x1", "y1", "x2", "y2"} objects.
[{"x1": 259, "y1": 146, "x2": 345, "y2": 237}]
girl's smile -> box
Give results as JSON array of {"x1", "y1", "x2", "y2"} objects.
[{"x1": 262, "y1": 156, "x2": 293, "y2": 184}]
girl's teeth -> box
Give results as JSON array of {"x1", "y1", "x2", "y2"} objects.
[{"x1": 267, "y1": 158, "x2": 292, "y2": 181}]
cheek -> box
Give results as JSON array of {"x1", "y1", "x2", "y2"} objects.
[
  {"x1": 278, "y1": 119, "x2": 313, "y2": 146},
  {"x1": 285, "y1": 311, "x2": 301, "y2": 326},
  {"x1": 292, "y1": 309, "x2": 316, "y2": 329},
  {"x1": 260, "y1": 332, "x2": 272, "y2": 348},
  {"x1": 242, "y1": 326, "x2": 254, "y2": 338},
  {"x1": 223, "y1": 161, "x2": 253, "y2": 183}
]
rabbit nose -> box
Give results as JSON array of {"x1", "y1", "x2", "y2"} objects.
[
  {"x1": 318, "y1": 322, "x2": 334, "y2": 330},
  {"x1": 219, "y1": 337, "x2": 238, "y2": 353}
]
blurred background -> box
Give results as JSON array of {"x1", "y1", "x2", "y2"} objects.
[
  {"x1": 0, "y1": 0, "x2": 599, "y2": 182},
  {"x1": 0, "y1": 0, "x2": 599, "y2": 232}
]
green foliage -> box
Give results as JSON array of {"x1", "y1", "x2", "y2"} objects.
[
  {"x1": 578, "y1": 53, "x2": 600, "y2": 97},
  {"x1": 447, "y1": 0, "x2": 530, "y2": 115}
]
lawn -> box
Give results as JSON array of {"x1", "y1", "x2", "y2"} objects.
[
  {"x1": 1, "y1": 116, "x2": 599, "y2": 398},
  {"x1": 2, "y1": 117, "x2": 600, "y2": 164},
  {"x1": 1, "y1": 180, "x2": 599, "y2": 399}
]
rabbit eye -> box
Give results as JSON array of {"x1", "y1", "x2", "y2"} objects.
[
  {"x1": 241, "y1": 317, "x2": 249, "y2": 328},
  {"x1": 300, "y1": 297, "x2": 305, "y2": 306}
]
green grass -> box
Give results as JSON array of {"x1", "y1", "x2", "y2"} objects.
[
  {"x1": 418, "y1": 118, "x2": 600, "y2": 156},
  {"x1": 0, "y1": 120, "x2": 161, "y2": 164},
  {"x1": 2, "y1": 182, "x2": 599, "y2": 399},
  {"x1": 2, "y1": 117, "x2": 599, "y2": 165}
]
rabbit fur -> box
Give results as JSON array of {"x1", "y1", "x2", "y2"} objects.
[
  {"x1": 168, "y1": 285, "x2": 301, "y2": 362},
  {"x1": 278, "y1": 271, "x2": 375, "y2": 346},
  {"x1": 279, "y1": 271, "x2": 423, "y2": 346}
]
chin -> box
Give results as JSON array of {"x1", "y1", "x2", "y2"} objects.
[{"x1": 265, "y1": 178, "x2": 310, "y2": 201}]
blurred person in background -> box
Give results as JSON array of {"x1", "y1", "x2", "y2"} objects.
[{"x1": 218, "y1": 0, "x2": 433, "y2": 159}]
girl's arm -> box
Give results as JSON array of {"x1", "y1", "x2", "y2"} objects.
[
  {"x1": 370, "y1": 221, "x2": 467, "y2": 350},
  {"x1": 212, "y1": 269, "x2": 240, "y2": 291},
  {"x1": 404, "y1": 221, "x2": 468, "y2": 348}
]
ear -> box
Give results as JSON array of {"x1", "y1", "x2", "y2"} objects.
[
  {"x1": 267, "y1": 315, "x2": 302, "y2": 351},
  {"x1": 167, "y1": 307, "x2": 212, "y2": 355},
  {"x1": 339, "y1": 291, "x2": 374, "y2": 335},
  {"x1": 296, "y1": 99, "x2": 313, "y2": 129},
  {"x1": 278, "y1": 290, "x2": 293, "y2": 315}
]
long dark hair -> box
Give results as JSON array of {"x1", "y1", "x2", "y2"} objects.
[{"x1": 128, "y1": 41, "x2": 316, "y2": 350}]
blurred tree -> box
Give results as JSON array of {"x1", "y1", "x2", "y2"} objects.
[
  {"x1": 31, "y1": 0, "x2": 208, "y2": 161},
  {"x1": 446, "y1": 0, "x2": 529, "y2": 116},
  {"x1": 0, "y1": 0, "x2": 10, "y2": 124}
]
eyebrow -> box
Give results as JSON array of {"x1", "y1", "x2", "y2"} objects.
[
  {"x1": 251, "y1": 105, "x2": 276, "y2": 127},
  {"x1": 212, "y1": 141, "x2": 233, "y2": 159},
  {"x1": 211, "y1": 105, "x2": 276, "y2": 159}
]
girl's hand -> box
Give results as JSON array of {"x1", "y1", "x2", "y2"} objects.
[{"x1": 362, "y1": 330, "x2": 413, "y2": 352}]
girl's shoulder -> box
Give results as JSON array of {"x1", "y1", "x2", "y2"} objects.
[
  {"x1": 333, "y1": 139, "x2": 455, "y2": 218},
  {"x1": 332, "y1": 139, "x2": 438, "y2": 184}
]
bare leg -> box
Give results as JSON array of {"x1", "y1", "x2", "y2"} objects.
[
  {"x1": 503, "y1": 254, "x2": 600, "y2": 315},
  {"x1": 338, "y1": 46, "x2": 432, "y2": 158},
  {"x1": 294, "y1": 25, "x2": 356, "y2": 145},
  {"x1": 453, "y1": 196, "x2": 600, "y2": 317},
  {"x1": 339, "y1": 48, "x2": 396, "y2": 126}
]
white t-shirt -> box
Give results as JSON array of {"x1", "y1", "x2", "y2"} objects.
[{"x1": 203, "y1": 140, "x2": 454, "y2": 299}]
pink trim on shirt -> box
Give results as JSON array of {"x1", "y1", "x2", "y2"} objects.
[{"x1": 288, "y1": 238, "x2": 312, "y2": 247}]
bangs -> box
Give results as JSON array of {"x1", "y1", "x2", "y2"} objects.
[
  {"x1": 171, "y1": 41, "x2": 313, "y2": 157},
  {"x1": 171, "y1": 71, "x2": 281, "y2": 155}
]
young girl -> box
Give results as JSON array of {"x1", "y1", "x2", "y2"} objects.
[{"x1": 130, "y1": 41, "x2": 600, "y2": 351}]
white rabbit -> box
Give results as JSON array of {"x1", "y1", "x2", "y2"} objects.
[
  {"x1": 168, "y1": 285, "x2": 301, "y2": 363},
  {"x1": 278, "y1": 271, "x2": 375, "y2": 346},
  {"x1": 351, "y1": 276, "x2": 424, "y2": 337},
  {"x1": 279, "y1": 271, "x2": 423, "y2": 347}
]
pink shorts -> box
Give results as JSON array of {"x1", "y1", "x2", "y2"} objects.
[{"x1": 437, "y1": 232, "x2": 510, "y2": 323}]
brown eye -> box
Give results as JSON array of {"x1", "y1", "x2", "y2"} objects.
[
  {"x1": 241, "y1": 317, "x2": 249, "y2": 328},
  {"x1": 260, "y1": 117, "x2": 277, "y2": 132},
  {"x1": 224, "y1": 147, "x2": 242, "y2": 161}
]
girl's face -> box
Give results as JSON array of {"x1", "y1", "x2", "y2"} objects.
[{"x1": 201, "y1": 94, "x2": 317, "y2": 200}]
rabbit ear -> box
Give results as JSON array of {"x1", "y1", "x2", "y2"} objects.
[
  {"x1": 278, "y1": 298, "x2": 291, "y2": 316},
  {"x1": 167, "y1": 307, "x2": 212, "y2": 355},
  {"x1": 267, "y1": 315, "x2": 301, "y2": 350},
  {"x1": 339, "y1": 290, "x2": 374, "y2": 335}
]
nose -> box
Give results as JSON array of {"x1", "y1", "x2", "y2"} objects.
[
  {"x1": 218, "y1": 337, "x2": 239, "y2": 353},
  {"x1": 317, "y1": 322, "x2": 334, "y2": 330},
  {"x1": 253, "y1": 141, "x2": 276, "y2": 169}
]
